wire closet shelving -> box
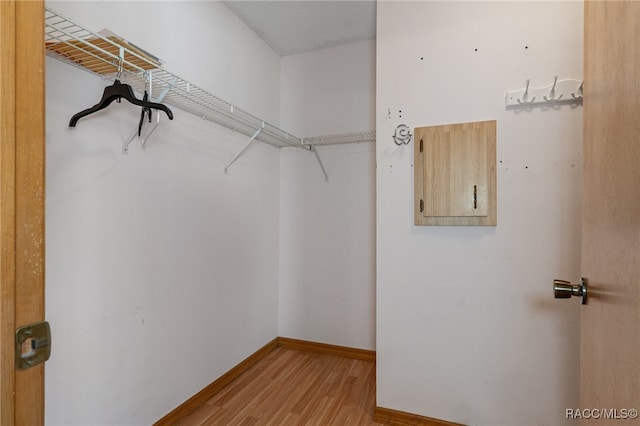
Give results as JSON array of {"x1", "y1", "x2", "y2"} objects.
[{"x1": 44, "y1": 8, "x2": 375, "y2": 179}]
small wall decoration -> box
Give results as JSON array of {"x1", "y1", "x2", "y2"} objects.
[{"x1": 393, "y1": 124, "x2": 412, "y2": 145}]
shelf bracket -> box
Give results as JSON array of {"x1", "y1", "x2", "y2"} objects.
[
  {"x1": 224, "y1": 126, "x2": 263, "y2": 173},
  {"x1": 155, "y1": 76, "x2": 177, "y2": 104},
  {"x1": 123, "y1": 113, "x2": 163, "y2": 154},
  {"x1": 310, "y1": 144, "x2": 328, "y2": 182},
  {"x1": 122, "y1": 135, "x2": 135, "y2": 154},
  {"x1": 141, "y1": 112, "x2": 162, "y2": 148},
  {"x1": 122, "y1": 73, "x2": 173, "y2": 154},
  {"x1": 140, "y1": 74, "x2": 174, "y2": 148}
]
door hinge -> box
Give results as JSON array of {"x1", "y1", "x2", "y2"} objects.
[
  {"x1": 16, "y1": 321, "x2": 51, "y2": 370},
  {"x1": 420, "y1": 199, "x2": 424, "y2": 212}
]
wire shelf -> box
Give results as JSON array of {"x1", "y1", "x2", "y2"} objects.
[
  {"x1": 302, "y1": 131, "x2": 376, "y2": 146},
  {"x1": 44, "y1": 8, "x2": 375, "y2": 149}
]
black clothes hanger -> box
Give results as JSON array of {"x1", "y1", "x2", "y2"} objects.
[
  {"x1": 138, "y1": 90, "x2": 153, "y2": 137},
  {"x1": 69, "y1": 79, "x2": 173, "y2": 127}
]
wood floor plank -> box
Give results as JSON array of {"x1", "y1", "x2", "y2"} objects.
[
  {"x1": 238, "y1": 417, "x2": 259, "y2": 426},
  {"x1": 177, "y1": 347, "x2": 384, "y2": 425}
]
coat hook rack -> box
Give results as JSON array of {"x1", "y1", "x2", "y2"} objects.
[{"x1": 505, "y1": 77, "x2": 583, "y2": 108}]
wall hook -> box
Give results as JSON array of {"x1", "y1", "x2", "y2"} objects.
[
  {"x1": 571, "y1": 81, "x2": 583, "y2": 100},
  {"x1": 516, "y1": 79, "x2": 536, "y2": 104},
  {"x1": 543, "y1": 76, "x2": 563, "y2": 102},
  {"x1": 393, "y1": 124, "x2": 412, "y2": 145}
]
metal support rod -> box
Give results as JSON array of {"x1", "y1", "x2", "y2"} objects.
[
  {"x1": 224, "y1": 128, "x2": 263, "y2": 173},
  {"x1": 122, "y1": 131, "x2": 137, "y2": 154},
  {"x1": 310, "y1": 144, "x2": 328, "y2": 182},
  {"x1": 140, "y1": 74, "x2": 171, "y2": 146},
  {"x1": 141, "y1": 113, "x2": 161, "y2": 148},
  {"x1": 155, "y1": 77, "x2": 176, "y2": 103},
  {"x1": 123, "y1": 73, "x2": 172, "y2": 154}
]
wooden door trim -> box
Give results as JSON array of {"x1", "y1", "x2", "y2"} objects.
[
  {"x1": 0, "y1": 1, "x2": 18, "y2": 422},
  {"x1": 0, "y1": 1, "x2": 46, "y2": 425}
]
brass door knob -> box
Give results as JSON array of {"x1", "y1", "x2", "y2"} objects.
[{"x1": 554, "y1": 278, "x2": 588, "y2": 305}]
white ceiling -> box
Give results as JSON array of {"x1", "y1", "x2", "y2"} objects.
[{"x1": 223, "y1": 1, "x2": 376, "y2": 56}]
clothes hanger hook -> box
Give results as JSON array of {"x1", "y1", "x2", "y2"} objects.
[
  {"x1": 116, "y1": 46, "x2": 125, "y2": 79},
  {"x1": 116, "y1": 57, "x2": 123, "y2": 79}
]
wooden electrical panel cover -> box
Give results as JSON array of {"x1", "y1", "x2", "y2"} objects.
[{"x1": 414, "y1": 120, "x2": 496, "y2": 226}]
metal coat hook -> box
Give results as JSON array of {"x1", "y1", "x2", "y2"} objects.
[
  {"x1": 517, "y1": 79, "x2": 536, "y2": 104},
  {"x1": 543, "y1": 76, "x2": 563, "y2": 102},
  {"x1": 571, "y1": 81, "x2": 584, "y2": 100},
  {"x1": 393, "y1": 124, "x2": 412, "y2": 145}
]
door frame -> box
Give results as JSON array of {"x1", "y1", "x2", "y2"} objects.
[{"x1": 0, "y1": 1, "x2": 46, "y2": 424}]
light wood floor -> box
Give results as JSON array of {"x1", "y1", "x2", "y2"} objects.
[{"x1": 176, "y1": 347, "x2": 385, "y2": 425}]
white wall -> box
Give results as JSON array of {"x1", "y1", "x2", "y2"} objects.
[
  {"x1": 279, "y1": 144, "x2": 376, "y2": 350},
  {"x1": 45, "y1": 2, "x2": 281, "y2": 425},
  {"x1": 280, "y1": 40, "x2": 376, "y2": 137},
  {"x1": 279, "y1": 41, "x2": 377, "y2": 349},
  {"x1": 376, "y1": 2, "x2": 583, "y2": 425}
]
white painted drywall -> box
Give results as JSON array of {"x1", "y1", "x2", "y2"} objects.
[
  {"x1": 376, "y1": 2, "x2": 583, "y2": 425},
  {"x1": 280, "y1": 40, "x2": 376, "y2": 137},
  {"x1": 45, "y1": 2, "x2": 281, "y2": 425},
  {"x1": 278, "y1": 41, "x2": 376, "y2": 350}
]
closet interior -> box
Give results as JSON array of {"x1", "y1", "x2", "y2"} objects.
[
  {"x1": 45, "y1": 8, "x2": 375, "y2": 178},
  {"x1": 44, "y1": 3, "x2": 377, "y2": 424}
]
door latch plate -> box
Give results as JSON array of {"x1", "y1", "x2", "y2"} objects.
[{"x1": 15, "y1": 321, "x2": 51, "y2": 371}]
